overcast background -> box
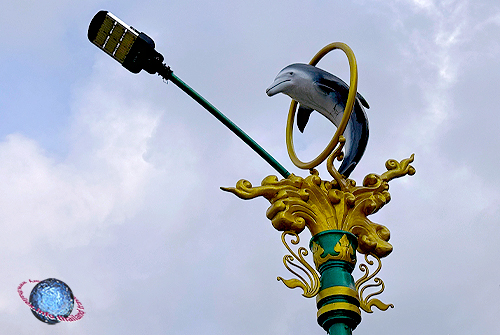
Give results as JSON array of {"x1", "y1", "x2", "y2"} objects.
[{"x1": 1, "y1": 0, "x2": 499, "y2": 334}]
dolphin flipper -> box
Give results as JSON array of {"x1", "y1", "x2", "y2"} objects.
[{"x1": 297, "y1": 105, "x2": 314, "y2": 133}]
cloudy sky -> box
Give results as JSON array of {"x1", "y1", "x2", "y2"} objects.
[{"x1": 1, "y1": 0, "x2": 500, "y2": 334}]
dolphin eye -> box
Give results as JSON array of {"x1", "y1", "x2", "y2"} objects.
[{"x1": 288, "y1": 71, "x2": 294, "y2": 76}]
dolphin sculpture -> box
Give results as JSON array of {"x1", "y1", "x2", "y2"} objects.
[{"x1": 266, "y1": 63, "x2": 370, "y2": 177}]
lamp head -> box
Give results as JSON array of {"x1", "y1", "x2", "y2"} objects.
[{"x1": 88, "y1": 11, "x2": 164, "y2": 74}]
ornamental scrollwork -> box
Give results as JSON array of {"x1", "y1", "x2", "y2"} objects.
[
  {"x1": 276, "y1": 231, "x2": 320, "y2": 298},
  {"x1": 221, "y1": 154, "x2": 415, "y2": 258},
  {"x1": 355, "y1": 253, "x2": 394, "y2": 313}
]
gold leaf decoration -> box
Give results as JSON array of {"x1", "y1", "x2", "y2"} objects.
[
  {"x1": 334, "y1": 235, "x2": 356, "y2": 263},
  {"x1": 311, "y1": 235, "x2": 356, "y2": 267}
]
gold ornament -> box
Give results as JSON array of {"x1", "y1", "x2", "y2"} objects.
[
  {"x1": 355, "y1": 253, "x2": 394, "y2": 313},
  {"x1": 221, "y1": 154, "x2": 415, "y2": 258},
  {"x1": 311, "y1": 234, "x2": 356, "y2": 267},
  {"x1": 277, "y1": 231, "x2": 320, "y2": 298}
]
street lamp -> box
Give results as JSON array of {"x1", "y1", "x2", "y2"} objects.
[
  {"x1": 88, "y1": 11, "x2": 415, "y2": 335},
  {"x1": 88, "y1": 10, "x2": 290, "y2": 179}
]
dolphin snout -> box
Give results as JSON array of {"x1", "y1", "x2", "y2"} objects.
[
  {"x1": 265, "y1": 85, "x2": 275, "y2": 96},
  {"x1": 266, "y1": 79, "x2": 291, "y2": 96}
]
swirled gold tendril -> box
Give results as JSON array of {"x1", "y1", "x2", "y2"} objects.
[
  {"x1": 277, "y1": 231, "x2": 320, "y2": 298},
  {"x1": 355, "y1": 253, "x2": 394, "y2": 313}
]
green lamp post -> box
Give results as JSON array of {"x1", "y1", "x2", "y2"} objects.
[{"x1": 88, "y1": 11, "x2": 415, "y2": 335}]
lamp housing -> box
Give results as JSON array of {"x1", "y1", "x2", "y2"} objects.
[{"x1": 88, "y1": 11, "x2": 164, "y2": 74}]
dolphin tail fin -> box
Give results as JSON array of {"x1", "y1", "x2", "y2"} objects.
[
  {"x1": 337, "y1": 102, "x2": 369, "y2": 178},
  {"x1": 297, "y1": 105, "x2": 314, "y2": 133}
]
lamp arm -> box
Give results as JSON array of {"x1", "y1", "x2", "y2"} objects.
[{"x1": 157, "y1": 64, "x2": 290, "y2": 179}]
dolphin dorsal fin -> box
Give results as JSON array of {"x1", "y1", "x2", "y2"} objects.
[
  {"x1": 297, "y1": 105, "x2": 314, "y2": 133},
  {"x1": 356, "y1": 93, "x2": 370, "y2": 109}
]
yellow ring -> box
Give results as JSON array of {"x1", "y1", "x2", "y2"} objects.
[{"x1": 286, "y1": 42, "x2": 358, "y2": 170}]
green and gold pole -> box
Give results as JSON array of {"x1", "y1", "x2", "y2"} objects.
[{"x1": 311, "y1": 231, "x2": 361, "y2": 334}]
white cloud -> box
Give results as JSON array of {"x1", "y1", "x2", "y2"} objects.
[{"x1": 0, "y1": 65, "x2": 167, "y2": 255}]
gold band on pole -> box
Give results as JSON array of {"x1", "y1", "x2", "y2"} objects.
[
  {"x1": 317, "y1": 302, "x2": 362, "y2": 318},
  {"x1": 316, "y1": 286, "x2": 360, "y2": 305},
  {"x1": 286, "y1": 42, "x2": 358, "y2": 170}
]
